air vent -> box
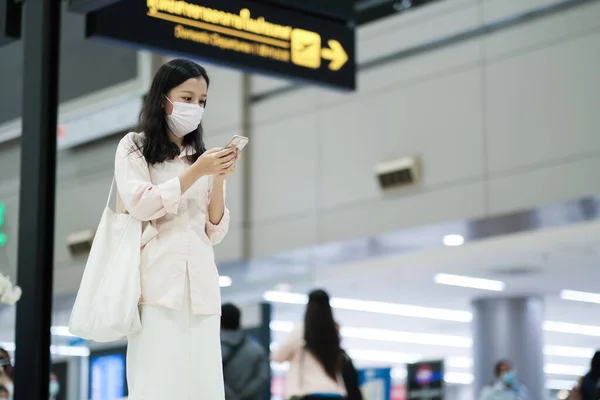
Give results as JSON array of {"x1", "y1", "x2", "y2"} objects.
[
  {"x1": 67, "y1": 229, "x2": 95, "y2": 257},
  {"x1": 375, "y1": 156, "x2": 420, "y2": 190}
]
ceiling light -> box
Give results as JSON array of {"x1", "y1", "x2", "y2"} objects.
[
  {"x1": 544, "y1": 364, "x2": 587, "y2": 376},
  {"x1": 544, "y1": 321, "x2": 600, "y2": 337},
  {"x1": 263, "y1": 291, "x2": 307, "y2": 305},
  {"x1": 544, "y1": 345, "x2": 596, "y2": 358},
  {"x1": 560, "y1": 289, "x2": 600, "y2": 304},
  {"x1": 347, "y1": 349, "x2": 421, "y2": 364},
  {"x1": 445, "y1": 372, "x2": 474, "y2": 384},
  {"x1": 443, "y1": 234, "x2": 464, "y2": 246},
  {"x1": 264, "y1": 291, "x2": 472, "y2": 322},
  {"x1": 434, "y1": 273, "x2": 505, "y2": 291},
  {"x1": 446, "y1": 357, "x2": 473, "y2": 368},
  {"x1": 219, "y1": 275, "x2": 233, "y2": 288},
  {"x1": 50, "y1": 345, "x2": 90, "y2": 357},
  {"x1": 50, "y1": 326, "x2": 76, "y2": 337},
  {"x1": 270, "y1": 321, "x2": 472, "y2": 347},
  {"x1": 548, "y1": 379, "x2": 580, "y2": 390},
  {"x1": 266, "y1": 293, "x2": 600, "y2": 337}
]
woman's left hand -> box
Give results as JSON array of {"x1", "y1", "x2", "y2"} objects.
[{"x1": 215, "y1": 147, "x2": 240, "y2": 180}]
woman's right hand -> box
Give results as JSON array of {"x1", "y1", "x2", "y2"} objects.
[{"x1": 194, "y1": 147, "x2": 236, "y2": 176}]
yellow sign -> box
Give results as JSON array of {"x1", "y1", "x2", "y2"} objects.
[{"x1": 146, "y1": 0, "x2": 349, "y2": 71}]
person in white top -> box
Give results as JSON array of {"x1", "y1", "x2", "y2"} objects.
[
  {"x1": 114, "y1": 59, "x2": 239, "y2": 400},
  {"x1": 272, "y1": 289, "x2": 347, "y2": 400}
]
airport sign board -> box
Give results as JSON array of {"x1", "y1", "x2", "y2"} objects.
[{"x1": 87, "y1": 0, "x2": 356, "y2": 90}]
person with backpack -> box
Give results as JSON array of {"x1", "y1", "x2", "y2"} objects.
[
  {"x1": 580, "y1": 351, "x2": 600, "y2": 400},
  {"x1": 221, "y1": 303, "x2": 270, "y2": 400}
]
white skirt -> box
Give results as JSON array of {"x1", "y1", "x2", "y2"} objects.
[{"x1": 126, "y1": 275, "x2": 225, "y2": 400}]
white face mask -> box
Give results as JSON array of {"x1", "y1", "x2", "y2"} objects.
[{"x1": 165, "y1": 97, "x2": 204, "y2": 138}]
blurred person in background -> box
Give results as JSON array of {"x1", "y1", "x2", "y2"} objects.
[
  {"x1": 116, "y1": 58, "x2": 239, "y2": 400},
  {"x1": 0, "y1": 385, "x2": 9, "y2": 399},
  {"x1": 220, "y1": 303, "x2": 270, "y2": 400},
  {"x1": 0, "y1": 348, "x2": 13, "y2": 399},
  {"x1": 49, "y1": 372, "x2": 60, "y2": 400},
  {"x1": 580, "y1": 351, "x2": 600, "y2": 400},
  {"x1": 271, "y1": 289, "x2": 347, "y2": 400},
  {"x1": 479, "y1": 360, "x2": 530, "y2": 400}
]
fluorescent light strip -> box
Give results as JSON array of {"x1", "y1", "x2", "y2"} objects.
[
  {"x1": 270, "y1": 321, "x2": 596, "y2": 358},
  {"x1": 434, "y1": 273, "x2": 505, "y2": 292},
  {"x1": 347, "y1": 349, "x2": 422, "y2": 364},
  {"x1": 265, "y1": 291, "x2": 600, "y2": 336},
  {"x1": 50, "y1": 326, "x2": 76, "y2": 337},
  {"x1": 544, "y1": 321, "x2": 600, "y2": 337},
  {"x1": 560, "y1": 289, "x2": 600, "y2": 304},
  {"x1": 547, "y1": 379, "x2": 579, "y2": 390},
  {"x1": 269, "y1": 321, "x2": 472, "y2": 347},
  {"x1": 544, "y1": 345, "x2": 596, "y2": 358},
  {"x1": 264, "y1": 291, "x2": 472, "y2": 322},
  {"x1": 544, "y1": 364, "x2": 587, "y2": 376}
]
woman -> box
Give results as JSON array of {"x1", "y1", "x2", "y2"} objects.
[
  {"x1": 0, "y1": 348, "x2": 13, "y2": 400},
  {"x1": 115, "y1": 59, "x2": 238, "y2": 400},
  {"x1": 272, "y1": 289, "x2": 346, "y2": 400}
]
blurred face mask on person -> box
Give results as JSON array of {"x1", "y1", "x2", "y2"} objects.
[
  {"x1": 501, "y1": 369, "x2": 518, "y2": 388},
  {"x1": 49, "y1": 380, "x2": 60, "y2": 397}
]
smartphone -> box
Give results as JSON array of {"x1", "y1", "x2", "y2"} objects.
[{"x1": 225, "y1": 135, "x2": 249, "y2": 151}]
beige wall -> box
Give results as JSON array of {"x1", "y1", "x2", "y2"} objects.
[{"x1": 245, "y1": 0, "x2": 600, "y2": 257}]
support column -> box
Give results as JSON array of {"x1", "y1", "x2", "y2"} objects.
[
  {"x1": 472, "y1": 297, "x2": 545, "y2": 400},
  {"x1": 241, "y1": 73, "x2": 253, "y2": 259},
  {"x1": 13, "y1": 0, "x2": 61, "y2": 398}
]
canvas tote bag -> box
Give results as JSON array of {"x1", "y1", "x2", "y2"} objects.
[{"x1": 69, "y1": 177, "x2": 142, "y2": 342}]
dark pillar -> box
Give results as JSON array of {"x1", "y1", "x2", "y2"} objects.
[{"x1": 13, "y1": 0, "x2": 62, "y2": 398}]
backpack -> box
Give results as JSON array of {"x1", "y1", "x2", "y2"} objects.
[{"x1": 222, "y1": 335, "x2": 247, "y2": 369}]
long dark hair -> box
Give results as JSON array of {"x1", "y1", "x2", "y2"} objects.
[
  {"x1": 304, "y1": 289, "x2": 342, "y2": 381},
  {"x1": 135, "y1": 58, "x2": 209, "y2": 164},
  {"x1": 0, "y1": 348, "x2": 14, "y2": 380}
]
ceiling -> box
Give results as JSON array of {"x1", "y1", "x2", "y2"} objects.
[{"x1": 259, "y1": 220, "x2": 600, "y2": 390}]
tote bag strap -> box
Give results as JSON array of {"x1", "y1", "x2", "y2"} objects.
[
  {"x1": 106, "y1": 176, "x2": 126, "y2": 213},
  {"x1": 106, "y1": 176, "x2": 116, "y2": 208}
]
